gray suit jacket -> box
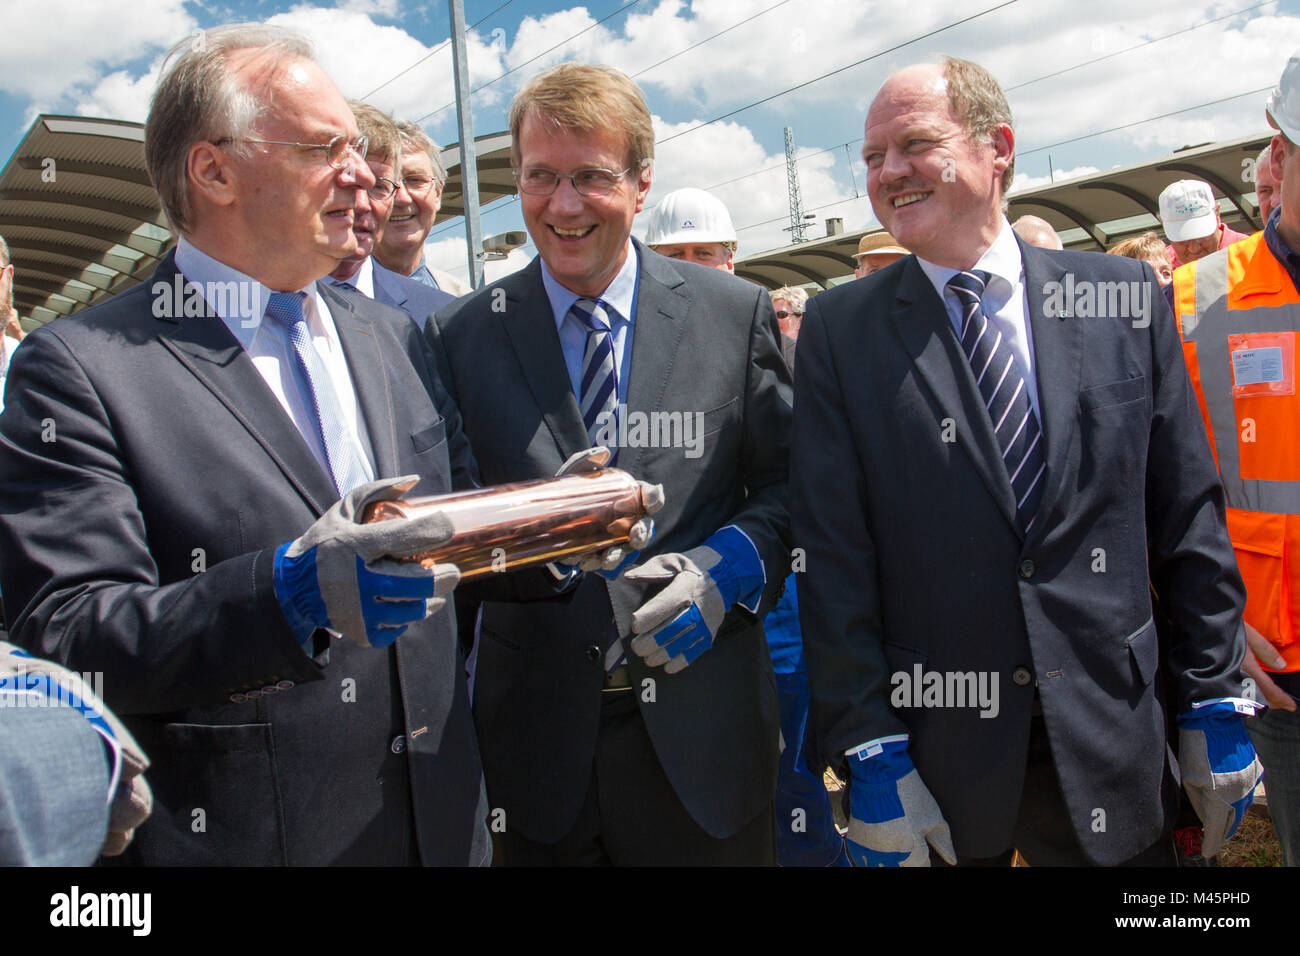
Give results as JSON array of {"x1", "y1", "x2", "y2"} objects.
[
  {"x1": 0, "y1": 251, "x2": 491, "y2": 865},
  {"x1": 430, "y1": 240, "x2": 793, "y2": 842},
  {"x1": 792, "y1": 240, "x2": 1248, "y2": 864},
  {"x1": 372, "y1": 261, "x2": 456, "y2": 332}
]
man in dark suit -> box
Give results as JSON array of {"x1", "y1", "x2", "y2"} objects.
[
  {"x1": 431, "y1": 63, "x2": 792, "y2": 865},
  {"x1": 327, "y1": 101, "x2": 455, "y2": 329},
  {"x1": 0, "y1": 24, "x2": 492, "y2": 865},
  {"x1": 792, "y1": 56, "x2": 1262, "y2": 866}
]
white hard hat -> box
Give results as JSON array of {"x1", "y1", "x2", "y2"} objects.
[
  {"x1": 1267, "y1": 50, "x2": 1300, "y2": 143},
  {"x1": 644, "y1": 188, "x2": 738, "y2": 250}
]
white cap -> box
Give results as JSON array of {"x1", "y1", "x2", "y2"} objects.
[
  {"x1": 644, "y1": 188, "x2": 738, "y2": 250},
  {"x1": 1268, "y1": 50, "x2": 1300, "y2": 143},
  {"x1": 1158, "y1": 180, "x2": 1219, "y2": 242}
]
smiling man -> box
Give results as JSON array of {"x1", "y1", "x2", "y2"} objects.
[
  {"x1": 791, "y1": 56, "x2": 1259, "y2": 867},
  {"x1": 430, "y1": 63, "x2": 792, "y2": 865},
  {"x1": 329, "y1": 101, "x2": 453, "y2": 329},
  {"x1": 0, "y1": 24, "x2": 492, "y2": 866}
]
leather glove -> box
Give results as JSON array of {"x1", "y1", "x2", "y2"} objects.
[
  {"x1": 0, "y1": 643, "x2": 152, "y2": 857},
  {"x1": 551, "y1": 447, "x2": 663, "y2": 578},
  {"x1": 274, "y1": 475, "x2": 460, "y2": 649},
  {"x1": 1179, "y1": 702, "x2": 1264, "y2": 857},
  {"x1": 625, "y1": 525, "x2": 763, "y2": 673},
  {"x1": 846, "y1": 739, "x2": 956, "y2": 867}
]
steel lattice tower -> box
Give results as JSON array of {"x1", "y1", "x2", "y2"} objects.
[{"x1": 784, "y1": 126, "x2": 807, "y2": 244}]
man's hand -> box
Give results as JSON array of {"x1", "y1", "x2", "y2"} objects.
[
  {"x1": 552, "y1": 447, "x2": 663, "y2": 578},
  {"x1": 845, "y1": 740, "x2": 955, "y2": 867},
  {"x1": 273, "y1": 475, "x2": 460, "y2": 649},
  {"x1": 0, "y1": 643, "x2": 152, "y2": 857},
  {"x1": 1243, "y1": 622, "x2": 1296, "y2": 711},
  {"x1": 1179, "y1": 703, "x2": 1264, "y2": 857},
  {"x1": 625, "y1": 525, "x2": 763, "y2": 673}
]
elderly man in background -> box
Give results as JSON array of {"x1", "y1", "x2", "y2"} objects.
[
  {"x1": 643, "y1": 186, "x2": 739, "y2": 271},
  {"x1": 852, "y1": 230, "x2": 909, "y2": 278},
  {"x1": 0, "y1": 23, "x2": 494, "y2": 866},
  {"x1": 1258, "y1": 142, "x2": 1282, "y2": 223},
  {"x1": 1160, "y1": 179, "x2": 1249, "y2": 268},
  {"x1": 374, "y1": 119, "x2": 471, "y2": 297},
  {"x1": 328, "y1": 101, "x2": 453, "y2": 329},
  {"x1": 1012, "y1": 214, "x2": 1063, "y2": 250}
]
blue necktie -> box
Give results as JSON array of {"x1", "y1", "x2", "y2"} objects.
[
  {"x1": 265, "y1": 291, "x2": 371, "y2": 497},
  {"x1": 947, "y1": 271, "x2": 1046, "y2": 532},
  {"x1": 570, "y1": 298, "x2": 620, "y2": 459}
]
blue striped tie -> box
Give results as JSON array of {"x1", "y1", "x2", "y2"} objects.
[
  {"x1": 570, "y1": 298, "x2": 620, "y2": 459},
  {"x1": 265, "y1": 291, "x2": 371, "y2": 497},
  {"x1": 947, "y1": 271, "x2": 1046, "y2": 533}
]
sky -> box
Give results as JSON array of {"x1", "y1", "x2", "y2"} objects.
[{"x1": 1, "y1": 0, "x2": 1297, "y2": 284}]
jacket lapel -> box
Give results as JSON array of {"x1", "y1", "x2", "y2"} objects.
[
  {"x1": 371, "y1": 264, "x2": 408, "y2": 311},
  {"x1": 320, "y1": 283, "x2": 402, "y2": 480},
  {"x1": 151, "y1": 254, "x2": 337, "y2": 515},
  {"x1": 500, "y1": 259, "x2": 592, "y2": 462},
  {"x1": 1021, "y1": 241, "x2": 1083, "y2": 539},
  {"x1": 890, "y1": 256, "x2": 1019, "y2": 532},
  {"x1": 622, "y1": 240, "x2": 687, "y2": 478}
]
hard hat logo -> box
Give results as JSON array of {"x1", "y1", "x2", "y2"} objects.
[{"x1": 644, "y1": 187, "x2": 738, "y2": 249}]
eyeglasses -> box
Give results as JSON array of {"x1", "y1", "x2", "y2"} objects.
[
  {"x1": 238, "y1": 134, "x2": 369, "y2": 169},
  {"x1": 398, "y1": 175, "x2": 441, "y2": 197},
  {"x1": 368, "y1": 178, "x2": 400, "y2": 201},
  {"x1": 513, "y1": 161, "x2": 647, "y2": 198}
]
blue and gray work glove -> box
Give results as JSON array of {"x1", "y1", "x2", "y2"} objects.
[
  {"x1": 0, "y1": 642, "x2": 153, "y2": 857},
  {"x1": 274, "y1": 475, "x2": 460, "y2": 650},
  {"x1": 551, "y1": 447, "x2": 663, "y2": 579},
  {"x1": 625, "y1": 525, "x2": 764, "y2": 673},
  {"x1": 1179, "y1": 700, "x2": 1264, "y2": 857},
  {"x1": 845, "y1": 738, "x2": 956, "y2": 867}
]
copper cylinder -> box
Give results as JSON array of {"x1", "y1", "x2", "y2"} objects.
[{"x1": 362, "y1": 468, "x2": 649, "y2": 580}]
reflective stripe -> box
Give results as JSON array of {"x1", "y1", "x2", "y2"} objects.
[{"x1": 1186, "y1": 250, "x2": 1300, "y2": 513}]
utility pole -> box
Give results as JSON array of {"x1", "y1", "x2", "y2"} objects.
[
  {"x1": 785, "y1": 126, "x2": 807, "y2": 244},
  {"x1": 449, "y1": 0, "x2": 484, "y2": 288}
]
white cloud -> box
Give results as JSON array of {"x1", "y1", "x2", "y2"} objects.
[
  {"x1": 1008, "y1": 165, "x2": 1101, "y2": 195},
  {"x1": 75, "y1": 67, "x2": 163, "y2": 124},
  {"x1": 0, "y1": 0, "x2": 194, "y2": 103},
  {"x1": 424, "y1": 236, "x2": 531, "y2": 285}
]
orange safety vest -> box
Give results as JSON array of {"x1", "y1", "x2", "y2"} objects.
[{"x1": 1174, "y1": 230, "x2": 1300, "y2": 675}]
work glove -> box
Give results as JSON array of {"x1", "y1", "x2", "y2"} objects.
[
  {"x1": 274, "y1": 475, "x2": 460, "y2": 649},
  {"x1": 0, "y1": 643, "x2": 152, "y2": 857},
  {"x1": 1179, "y1": 701, "x2": 1264, "y2": 858},
  {"x1": 551, "y1": 447, "x2": 663, "y2": 579},
  {"x1": 626, "y1": 525, "x2": 763, "y2": 673},
  {"x1": 846, "y1": 739, "x2": 956, "y2": 867}
]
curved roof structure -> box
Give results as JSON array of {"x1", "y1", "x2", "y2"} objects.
[{"x1": 735, "y1": 132, "x2": 1273, "y2": 290}]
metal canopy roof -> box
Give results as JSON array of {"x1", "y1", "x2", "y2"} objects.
[
  {"x1": 735, "y1": 132, "x2": 1274, "y2": 291},
  {"x1": 0, "y1": 115, "x2": 520, "y2": 329}
]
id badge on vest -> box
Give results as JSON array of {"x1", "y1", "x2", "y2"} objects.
[{"x1": 1229, "y1": 331, "x2": 1295, "y2": 397}]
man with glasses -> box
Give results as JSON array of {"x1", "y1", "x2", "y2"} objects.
[
  {"x1": 0, "y1": 24, "x2": 494, "y2": 866},
  {"x1": 431, "y1": 63, "x2": 792, "y2": 865},
  {"x1": 328, "y1": 102, "x2": 453, "y2": 329},
  {"x1": 374, "y1": 121, "x2": 471, "y2": 297}
]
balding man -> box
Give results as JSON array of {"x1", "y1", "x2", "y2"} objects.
[
  {"x1": 1012, "y1": 214, "x2": 1063, "y2": 250},
  {"x1": 793, "y1": 56, "x2": 1258, "y2": 867},
  {"x1": 1257, "y1": 143, "x2": 1282, "y2": 223},
  {"x1": 0, "y1": 24, "x2": 493, "y2": 866}
]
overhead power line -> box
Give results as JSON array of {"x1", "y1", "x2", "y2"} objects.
[{"x1": 361, "y1": 0, "x2": 515, "y2": 101}]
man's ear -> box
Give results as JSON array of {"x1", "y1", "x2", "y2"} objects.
[
  {"x1": 187, "y1": 141, "x2": 237, "y2": 209},
  {"x1": 634, "y1": 160, "x2": 653, "y2": 213},
  {"x1": 990, "y1": 123, "x2": 1015, "y2": 180}
]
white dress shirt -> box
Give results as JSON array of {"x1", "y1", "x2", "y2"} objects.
[
  {"x1": 915, "y1": 218, "x2": 1041, "y2": 416},
  {"x1": 173, "y1": 237, "x2": 376, "y2": 483},
  {"x1": 331, "y1": 256, "x2": 375, "y2": 298}
]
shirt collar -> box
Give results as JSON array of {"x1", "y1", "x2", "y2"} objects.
[
  {"x1": 1264, "y1": 207, "x2": 1300, "y2": 287},
  {"x1": 173, "y1": 236, "x2": 322, "y2": 350},
  {"x1": 541, "y1": 239, "x2": 639, "y2": 332},
  {"x1": 915, "y1": 217, "x2": 1024, "y2": 303},
  {"x1": 331, "y1": 256, "x2": 374, "y2": 297}
]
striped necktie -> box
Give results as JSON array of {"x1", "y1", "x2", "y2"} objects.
[
  {"x1": 947, "y1": 270, "x2": 1046, "y2": 532},
  {"x1": 570, "y1": 298, "x2": 620, "y2": 459},
  {"x1": 265, "y1": 291, "x2": 371, "y2": 497}
]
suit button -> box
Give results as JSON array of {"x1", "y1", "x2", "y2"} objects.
[
  {"x1": 259, "y1": 684, "x2": 277, "y2": 695},
  {"x1": 245, "y1": 688, "x2": 263, "y2": 700},
  {"x1": 1018, "y1": 559, "x2": 1035, "y2": 580},
  {"x1": 276, "y1": 680, "x2": 295, "y2": 691},
  {"x1": 1012, "y1": 668, "x2": 1033, "y2": 686},
  {"x1": 585, "y1": 645, "x2": 601, "y2": 662},
  {"x1": 390, "y1": 735, "x2": 407, "y2": 754},
  {"x1": 229, "y1": 693, "x2": 247, "y2": 703}
]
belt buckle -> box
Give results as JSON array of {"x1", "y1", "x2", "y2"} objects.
[{"x1": 603, "y1": 664, "x2": 632, "y2": 692}]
